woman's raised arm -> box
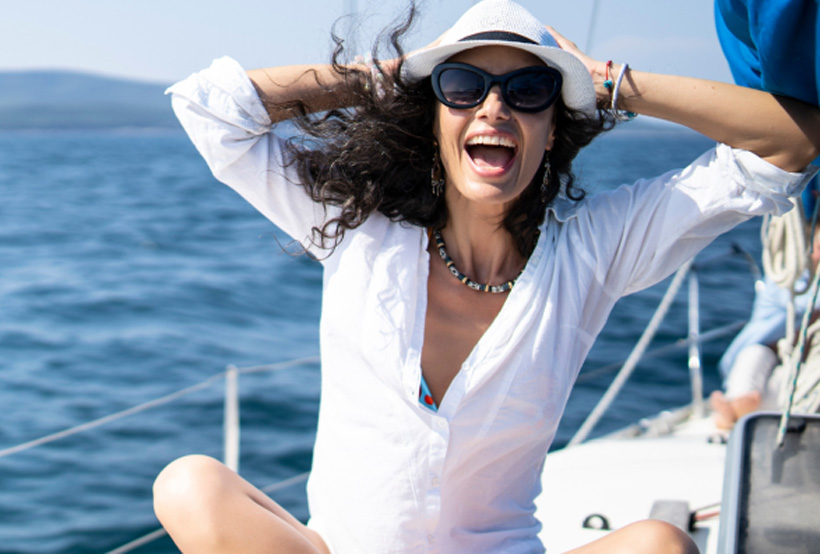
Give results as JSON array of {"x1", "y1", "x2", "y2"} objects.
[
  {"x1": 549, "y1": 27, "x2": 820, "y2": 173},
  {"x1": 247, "y1": 54, "x2": 406, "y2": 124},
  {"x1": 247, "y1": 64, "x2": 360, "y2": 123},
  {"x1": 248, "y1": 29, "x2": 442, "y2": 124},
  {"x1": 610, "y1": 70, "x2": 819, "y2": 173}
]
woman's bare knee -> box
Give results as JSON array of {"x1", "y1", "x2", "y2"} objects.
[
  {"x1": 153, "y1": 454, "x2": 328, "y2": 554},
  {"x1": 569, "y1": 520, "x2": 698, "y2": 554},
  {"x1": 621, "y1": 520, "x2": 698, "y2": 554},
  {"x1": 153, "y1": 455, "x2": 232, "y2": 542}
]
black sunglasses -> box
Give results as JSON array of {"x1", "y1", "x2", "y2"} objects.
[{"x1": 431, "y1": 62, "x2": 563, "y2": 113}]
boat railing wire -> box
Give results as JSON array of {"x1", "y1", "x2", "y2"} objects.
[
  {"x1": 0, "y1": 356, "x2": 319, "y2": 460},
  {"x1": 0, "y1": 355, "x2": 318, "y2": 553},
  {"x1": 0, "y1": 245, "x2": 757, "y2": 552},
  {"x1": 568, "y1": 245, "x2": 760, "y2": 446}
]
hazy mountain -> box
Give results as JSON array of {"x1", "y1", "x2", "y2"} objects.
[{"x1": 0, "y1": 70, "x2": 178, "y2": 130}]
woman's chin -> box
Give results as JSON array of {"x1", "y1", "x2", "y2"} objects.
[{"x1": 449, "y1": 182, "x2": 522, "y2": 209}]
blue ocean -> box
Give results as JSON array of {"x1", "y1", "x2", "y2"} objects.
[{"x1": 0, "y1": 124, "x2": 761, "y2": 552}]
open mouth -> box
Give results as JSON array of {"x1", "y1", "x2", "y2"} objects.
[{"x1": 465, "y1": 134, "x2": 518, "y2": 172}]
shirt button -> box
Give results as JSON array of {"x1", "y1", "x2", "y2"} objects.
[
  {"x1": 436, "y1": 419, "x2": 447, "y2": 430},
  {"x1": 427, "y1": 534, "x2": 435, "y2": 544},
  {"x1": 431, "y1": 477, "x2": 440, "y2": 487}
]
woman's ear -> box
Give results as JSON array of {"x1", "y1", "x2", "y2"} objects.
[
  {"x1": 546, "y1": 111, "x2": 557, "y2": 150},
  {"x1": 546, "y1": 127, "x2": 556, "y2": 151},
  {"x1": 431, "y1": 101, "x2": 442, "y2": 143}
]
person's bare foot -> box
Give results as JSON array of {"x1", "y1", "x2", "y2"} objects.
[
  {"x1": 730, "y1": 391, "x2": 762, "y2": 420},
  {"x1": 710, "y1": 391, "x2": 762, "y2": 430},
  {"x1": 710, "y1": 390, "x2": 737, "y2": 430}
]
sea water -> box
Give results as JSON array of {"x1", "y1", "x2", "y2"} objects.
[{"x1": 0, "y1": 124, "x2": 762, "y2": 552}]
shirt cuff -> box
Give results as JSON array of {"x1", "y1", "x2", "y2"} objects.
[
  {"x1": 166, "y1": 56, "x2": 272, "y2": 136},
  {"x1": 718, "y1": 143, "x2": 819, "y2": 216}
]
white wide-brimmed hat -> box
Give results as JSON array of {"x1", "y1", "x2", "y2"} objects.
[{"x1": 403, "y1": 0, "x2": 596, "y2": 114}]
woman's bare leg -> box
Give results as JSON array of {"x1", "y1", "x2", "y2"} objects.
[
  {"x1": 153, "y1": 454, "x2": 330, "y2": 554},
  {"x1": 565, "y1": 520, "x2": 698, "y2": 554}
]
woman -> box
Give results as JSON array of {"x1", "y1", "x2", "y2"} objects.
[{"x1": 154, "y1": 0, "x2": 819, "y2": 552}]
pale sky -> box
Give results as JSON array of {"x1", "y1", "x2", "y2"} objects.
[{"x1": 1, "y1": 0, "x2": 733, "y2": 85}]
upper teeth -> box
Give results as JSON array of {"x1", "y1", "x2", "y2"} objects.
[{"x1": 466, "y1": 135, "x2": 516, "y2": 148}]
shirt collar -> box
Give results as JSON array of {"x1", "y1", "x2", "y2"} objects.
[{"x1": 546, "y1": 192, "x2": 582, "y2": 223}]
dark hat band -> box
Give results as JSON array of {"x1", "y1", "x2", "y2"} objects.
[{"x1": 459, "y1": 31, "x2": 538, "y2": 44}]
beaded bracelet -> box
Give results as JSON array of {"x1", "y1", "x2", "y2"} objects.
[
  {"x1": 603, "y1": 60, "x2": 614, "y2": 92},
  {"x1": 353, "y1": 53, "x2": 384, "y2": 94},
  {"x1": 611, "y1": 62, "x2": 637, "y2": 120}
]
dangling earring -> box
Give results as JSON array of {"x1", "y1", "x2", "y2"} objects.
[
  {"x1": 431, "y1": 150, "x2": 445, "y2": 197},
  {"x1": 540, "y1": 152, "x2": 552, "y2": 202}
]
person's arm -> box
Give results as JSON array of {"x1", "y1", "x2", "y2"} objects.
[
  {"x1": 247, "y1": 31, "x2": 443, "y2": 124},
  {"x1": 247, "y1": 57, "x2": 402, "y2": 124},
  {"x1": 607, "y1": 69, "x2": 818, "y2": 173},
  {"x1": 548, "y1": 27, "x2": 820, "y2": 173},
  {"x1": 247, "y1": 64, "x2": 358, "y2": 123}
]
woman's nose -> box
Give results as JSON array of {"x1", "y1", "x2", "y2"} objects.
[{"x1": 476, "y1": 86, "x2": 511, "y2": 120}]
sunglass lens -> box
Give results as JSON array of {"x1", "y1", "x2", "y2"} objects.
[
  {"x1": 438, "y1": 68, "x2": 485, "y2": 106},
  {"x1": 506, "y1": 71, "x2": 558, "y2": 110}
]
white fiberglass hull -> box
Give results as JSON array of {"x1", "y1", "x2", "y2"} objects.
[{"x1": 536, "y1": 410, "x2": 724, "y2": 553}]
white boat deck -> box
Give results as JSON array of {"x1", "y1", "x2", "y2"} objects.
[{"x1": 537, "y1": 412, "x2": 726, "y2": 553}]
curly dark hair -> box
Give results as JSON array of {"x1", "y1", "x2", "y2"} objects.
[{"x1": 266, "y1": 3, "x2": 616, "y2": 258}]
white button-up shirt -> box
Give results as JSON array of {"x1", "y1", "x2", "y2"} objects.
[{"x1": 168, "y1": 57, "x2": 814, "y2": 553}]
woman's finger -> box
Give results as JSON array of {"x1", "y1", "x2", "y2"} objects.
[
  {"x1": 546, "y1": 25, "x2": 581, "y2": 55},
  {"x1": 546, "y1": 25, "x2": 610, "y2": 102}
]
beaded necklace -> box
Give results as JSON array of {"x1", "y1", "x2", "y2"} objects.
[{"x1": 432, "y1": 230, "x2": 518, "y2": 293}]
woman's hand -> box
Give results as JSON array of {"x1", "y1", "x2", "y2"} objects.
[
  {"x1": 546, "y1": 26, "x2": 819, "y2": 171},
  {"x1": 359, "y1": 30, "x2": 446, "y2": 81},
  {"x1": 402, "y1": 30, "x2": 446, "y2": 64},
  {"x1": 547, "y1": 26, "x2": 611, "y2": 105}
]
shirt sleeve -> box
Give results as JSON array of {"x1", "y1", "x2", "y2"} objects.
[
  {"x1": 166, "y1": 56, "x2": 331, "y2": 254},
  {"x1": 572, "y1": 143, "x2": 818, "y2": 298}
]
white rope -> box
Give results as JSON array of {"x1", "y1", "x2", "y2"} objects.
[
  {"x1": 759, "y1": 196, "x2": 820, "y2": 446},
  {"x1": 762, "y1": 203, "x2": 807, "y2": 353},
  {"x1": 761, "y1": 201, "x2": 807, "y2": 292},
  {"x1": 777, "y1": 256, "x2": 820, "y2": 447},
  {"x1": 762, "y1": 202, "x2": 809, "y2": 360}
]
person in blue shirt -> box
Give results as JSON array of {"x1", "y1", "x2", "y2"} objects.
[
  {"x1": 714, "y1": 0, "x2": 818, "y2": 108},
  {"x1": 711, "y1": 219, "x2": 820, "y2": 428},
  {"x1": 711, "y1": 0, "x2": 820, "y2": 428}
]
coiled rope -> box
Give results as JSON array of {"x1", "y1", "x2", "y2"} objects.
[
  {"x1": 761, "y1": 200, "x2": 807, "y2": 352},
  {"x1": 761, "y1": 201, "x2": 808, "y2": 292},
  {"x1": 761, "y1": 195, "x2": 820, "y2": 446}
]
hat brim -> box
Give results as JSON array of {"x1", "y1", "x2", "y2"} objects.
[{"x1": 403, "y1": 40, "x2": 597, "y2": 114}]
